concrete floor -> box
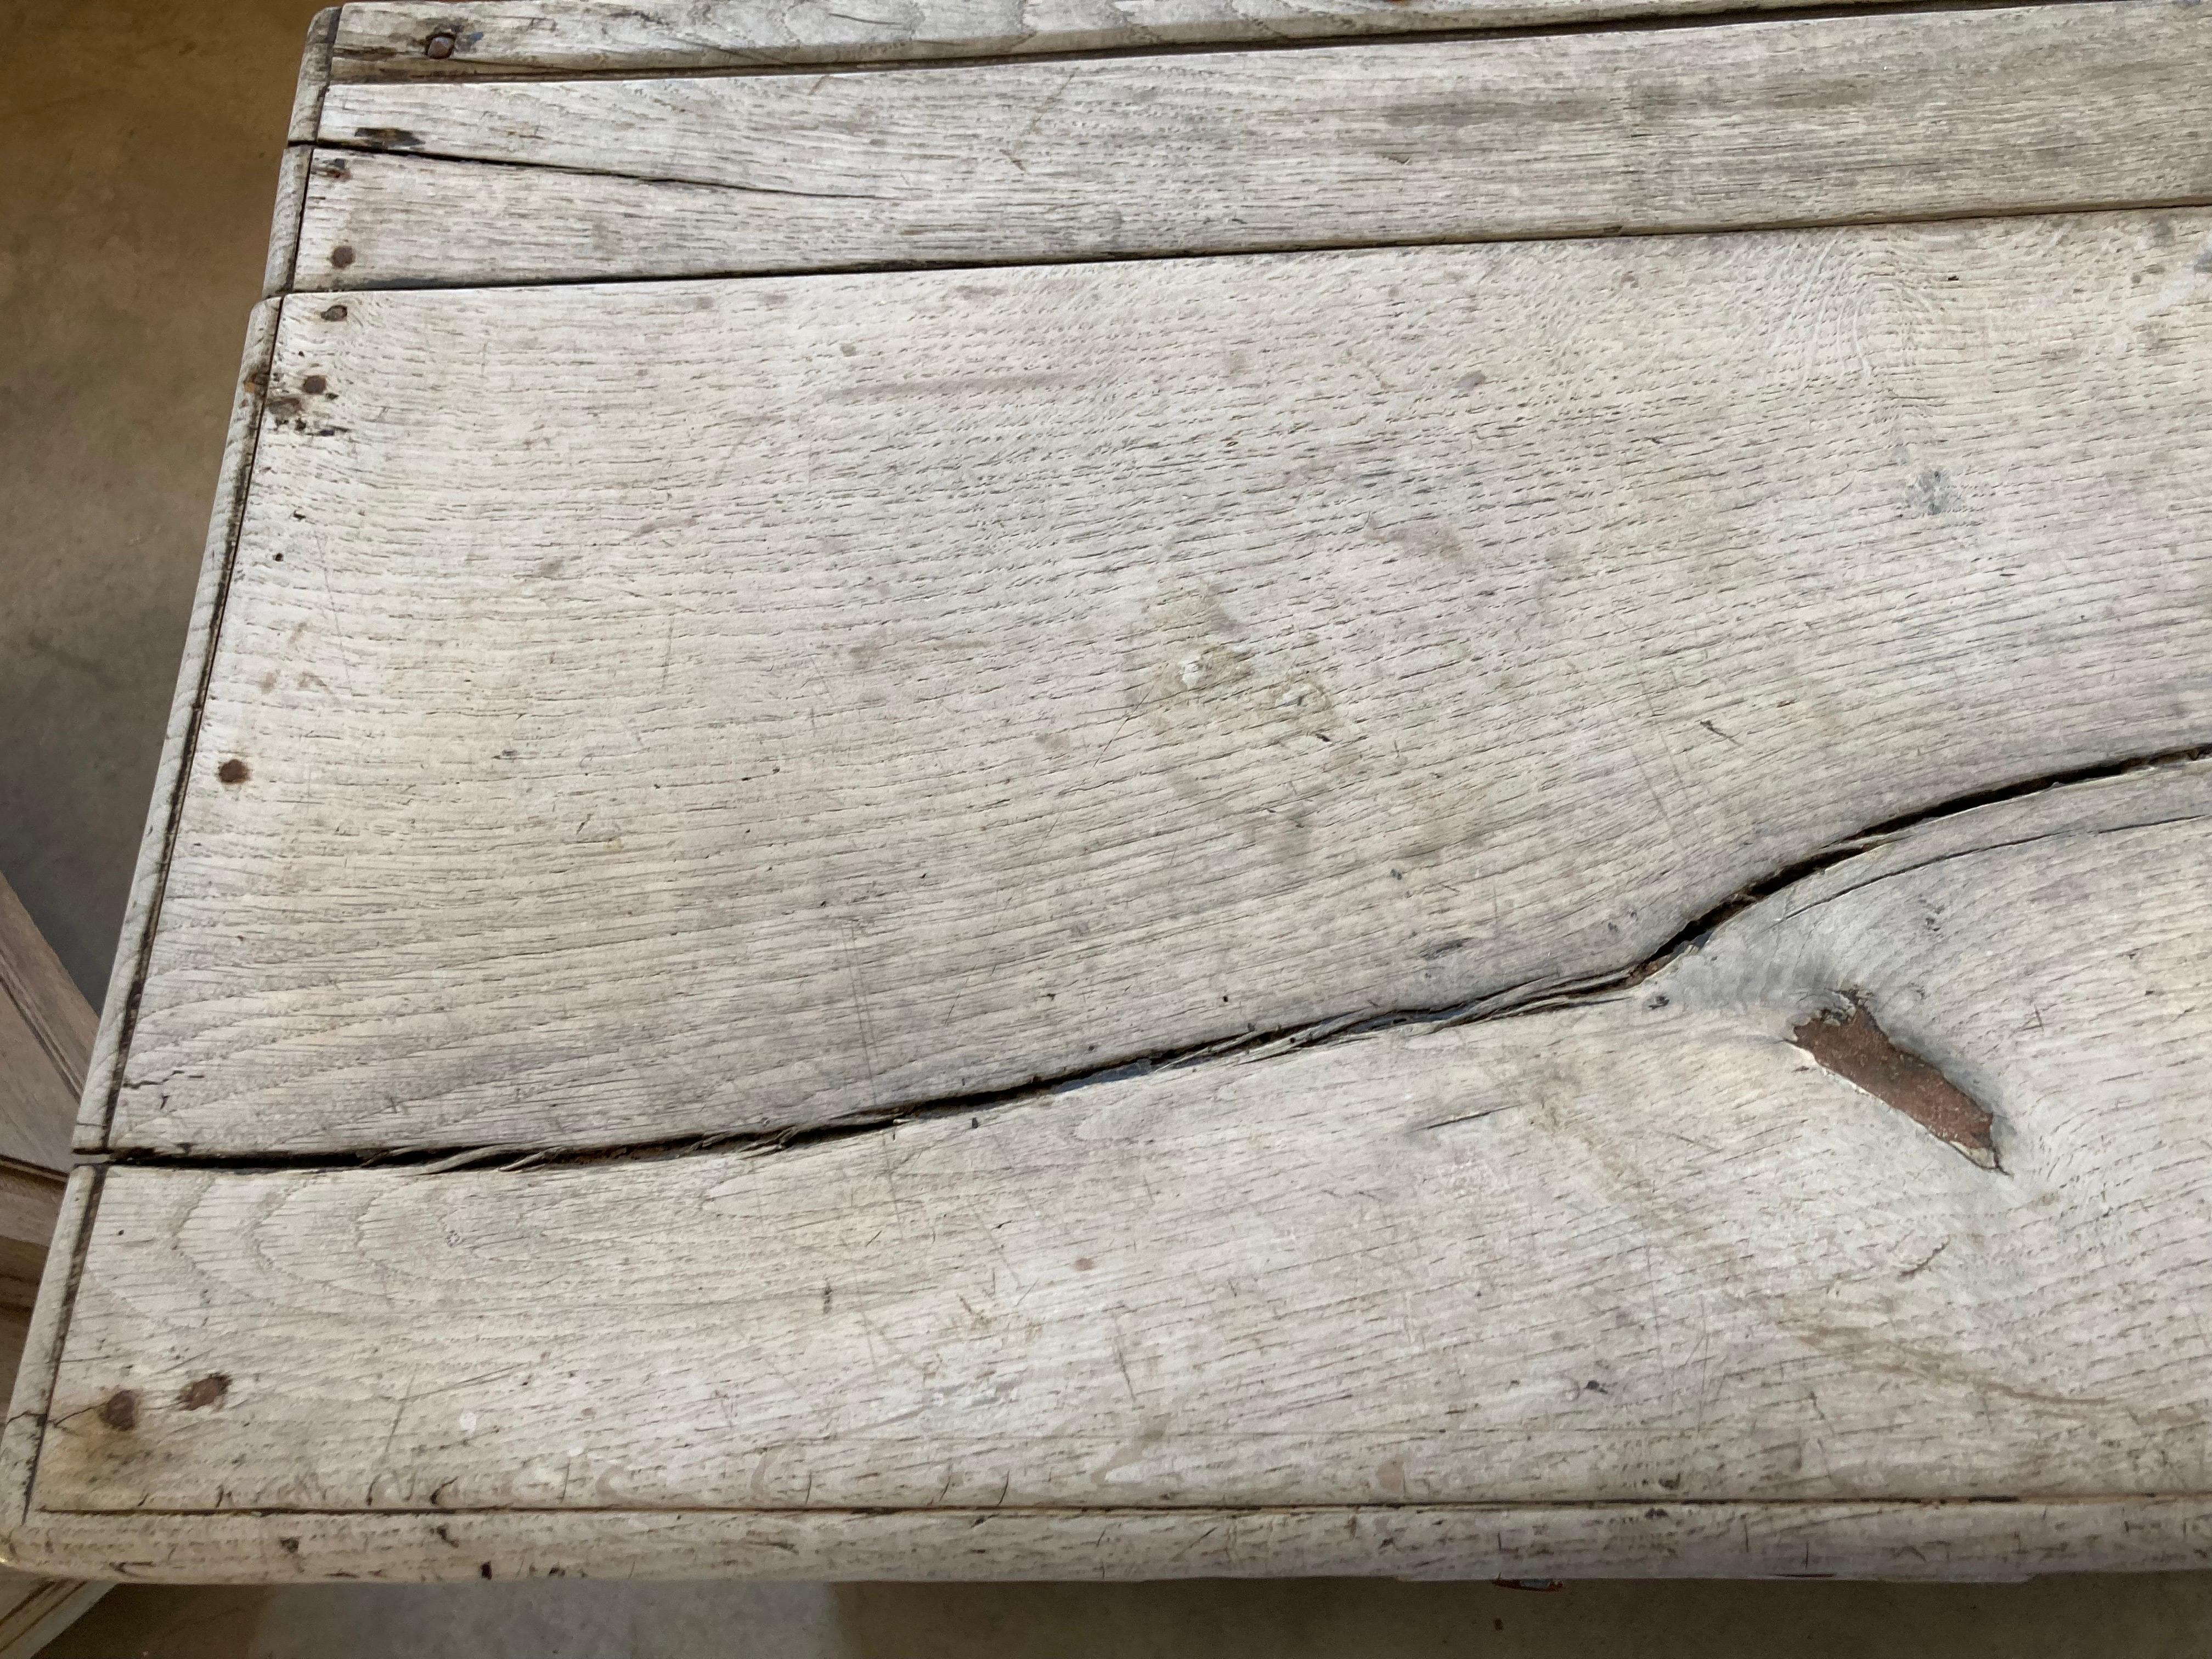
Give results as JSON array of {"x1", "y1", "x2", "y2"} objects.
[{"x1": 4, "y1": 0, "x2": 2211, "y2": 1651}]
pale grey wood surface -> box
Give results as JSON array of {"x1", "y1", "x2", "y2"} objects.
[
  {"x1": 287, "y1": 7, "x2": 340, "y2": 144},
  {"x1": 25, "y1": 0, "x2": 2212, "y2": 1586},
  {"x1": 299, "y1": 3, "x2": 2212, "y2": 290},
  {"x1": 18, "y1": 764, "x2": 2212, "y2": 1558},
  {"x1": 329, "y1": 0, "x2": 1911, "y2": 79},
  {"x1": 99, "y1": 209, "x2": 2212, "y2": 1158},
  {"x1": 76, "y1": 300, "x2": 283, "y2": 1158}
]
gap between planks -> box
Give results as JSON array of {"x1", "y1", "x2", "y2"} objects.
[
  {"x1": 289, "y1": 0, "x2": 2212, "y2": 292},
  {"x1": 272, "y1": 192, "x2": 2212, "y2": 297},
  {"x1": 325, "y1": 0, "x2": 2113, "y2": 84}
]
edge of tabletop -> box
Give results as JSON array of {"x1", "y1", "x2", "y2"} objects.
[
  {"x1": 8, "y1": 1487, "x2": 2212, "y2": 1583},
  {"x1": 72, "y1": 300, "x2": 286, "y2": 1159},
  {"x1": 317, "y1": 0, "x2": 1998, "y2": 83},
  {"x1": 0, "y1": 1170, "x2": 101, "y2": 1547}
]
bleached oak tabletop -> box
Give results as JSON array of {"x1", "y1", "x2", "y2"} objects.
[{"x1": 8, "y1": 0, "x2": 2212, "y2": 1584}]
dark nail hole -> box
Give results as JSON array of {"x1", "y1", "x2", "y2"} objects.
[
  {"x1": 218, "y1": 759, "x2": 250, "y2": 785},
  {"x1": 426, "y1": 31, "x2": 456, "y2": 57},
  {"x1": 99, "y1": 1390, "x2": 139, "y2": 1431},
  {"x1": 330, "y1": 245, "x2": 356, "y2": 268},
  {"x1": 177, "y1": 1373, "x2": 232, "y2": 1410},
  {"x1": 320, "y1": 304, "x2": 349, "y2": 321}
]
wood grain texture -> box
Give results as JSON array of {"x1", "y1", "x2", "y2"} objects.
[
  {"x1": 0, "y1": 1572, "x2": 106, "y2": 1659},
  {"x1": 328, "y1": 0, "x2": 1911, "y2": 80},
  {"x1": 0, "y1": 888, "x2": 95, "y2": 1632},
  {"x1": 0, "y1": 1174, "x2": 61, "y2": 1272},
  {"x1": 0, "y1": 876, "x2": 89, "y2": 1175},
  {"x1": 0, "y1": 1173, "x2": 101, "y2": 1637},
  {"x1": 0, "y1": 876, "x2": 92, "y2": 1105},
  {"x1": 297, "y1": 3, "x2": 2212, "y2": 291},
  {"x1": 0, "y1": 1003, "x2": 70, "y2": 1181},
  {"x1": 0, "y1": 1167, "x2": 64, "y2": 1313},
  {"x1": 12, "y1": 1498, "x2": 2212, "y2": 1584},
  {"x1": 15, "y1": 764, "x2": 2212, "y2": 1565},
  {"x1": 263, "y1": 148, "x2": 316, "y2": 302},
  {"x1": 76, "y1": 301, "x2": 281, "y2": 1158},
  {"x1": 1, "y1": 1170, "x2": 99, "y2": 1538},
  {"x1": 287, "y1": 7, "x2": 341, "y2": 145},
  {"x1": 103, "y1": 210, "x2": 2212, "y2": 1158}
]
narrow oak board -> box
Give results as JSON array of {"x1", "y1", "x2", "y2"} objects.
[
  {"x1": 300, "y1": 2, "x2": 2212, "y2": 290},
  {"x1": 101, "y1": 210, "x2": 2212, "y2": 1158},
  {"x1": 329, "y1": 0, "x2": 1911, "y2": 80},
  {"x1": 24, "y1": 763, "x2": 2212, "y2": 1530}
]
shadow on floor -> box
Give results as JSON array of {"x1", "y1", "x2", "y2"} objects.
[{"x1": 43, "y1": 1574, "x2": 2212, "y2": 1659}]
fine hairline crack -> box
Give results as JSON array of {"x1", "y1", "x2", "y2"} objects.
[{"x1": 98, "y1": 742, "x2": 2208, "y2": 1177}]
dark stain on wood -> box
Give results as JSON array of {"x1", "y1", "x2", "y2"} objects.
[
  {"x1": 355, "y1": 126, "x2": 426, "y2": 149},
  {"x1": 1792, "y1": 997, "x2": 1999, "y2": 1169},
  {"x1": 98, "y1": 1390, "x2": 139, "y2": 1431},
  {"x1": 217, "y1": 758, "x2": 251, "y2": 786},
  {"x1": 177, "y1": 1373, "x2": 232, "y2": 1410}
]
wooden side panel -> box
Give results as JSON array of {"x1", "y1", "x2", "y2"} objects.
[
  {"x1": 0, "y1": 877, "x2": 89, "y2": 1174},
  {"x1": 300, "y1": 3, "x2": 2212, "y2": 290},
  {"x1": 0, "y1": 1005, "x2": 69, "y2": 1180},
  {"x1": 329, "y1": 0, "x2": 1912, "y2": 79},
  {"x1": 0, "y1": 877, "x2": 93, "y2": 1102},
  {"x1": 0, "y1": 1572, "x2": 105, "y2": 1659},
  {"x1": 24, "y1": 764, "x2": 2212, "y2": 1521},
  {"x1": 104, "y1": 211, "x2": 2212, "y2": 1158}
]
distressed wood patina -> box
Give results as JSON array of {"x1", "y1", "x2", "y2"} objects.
[{"x1": 6, "y1": 0, "x2": 2211, "y2": 1584}]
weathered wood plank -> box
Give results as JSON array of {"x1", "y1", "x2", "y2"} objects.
[
  {"x1": 76, "y1": 301, "x2": 283, "y2": 1158},
  {"x1": 287, "y1": 7, "x2": 341, "y2": 145},
  {"x1": 329, "y1": 0, "x2": 1915, "y2": 80},
  {"x1": 0, "y1": 1005, "x2": 69, "y2": 1182},
  {"x1": 13, "y1": 1498, "x2": 2212, "y2": 1584},
  {"x1": 298, "y1": 2, "x2": 2212, "y2": 290},
  {"x1": 25, "y1": 763, "x2": 2212, "y2": 1529},
  {"x1": 0, "y1": 1170, "x2": 64, "y2": 1315},
  {"x1": 100, "y1": 210, "x2": 2212, "y2": 1158}
]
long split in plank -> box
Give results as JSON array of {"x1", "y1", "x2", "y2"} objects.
[
  {"x1": 13, "y1": 760, "x2": 2212, "y2": 1573},
  {"x1": 93, "y1": 208, "x2": 2212, "y2": 1159}
]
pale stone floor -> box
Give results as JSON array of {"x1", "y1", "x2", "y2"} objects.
[{"x1": 5, "y1": 2, "x2": 2210, "y2": 1651}]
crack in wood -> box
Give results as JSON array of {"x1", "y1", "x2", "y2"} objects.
[{"x1": 84, "y1": 746, "x2": 2211, "y2": 1177}]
